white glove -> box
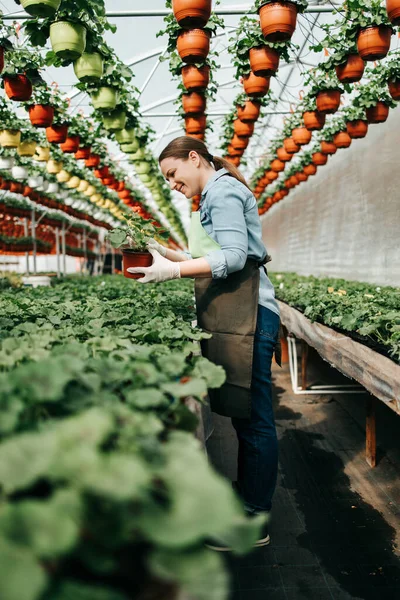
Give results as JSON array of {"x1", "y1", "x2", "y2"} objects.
[
  {"x1": 127, "y1": 248, "x2": 181, "y2": 283},
  {"x1": 147, "y1": 238, "x2": 167, "y2": 257}
]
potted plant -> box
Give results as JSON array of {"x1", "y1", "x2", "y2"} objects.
[
  {"x1": 343, "y1": 0, "x2": 393, "y2": 61},
  {"x1": 18, "y1": 0, "x2": 61, "y2": 17},
  {"x1": 305, "y1": 69, "x2": 343, "y2": 114},
  {"x1": 255, "y1": 0, "x2": 308, "y2": 42},
  {"x1": 310, "y1": 27, "x2": 365, "y2": 85},
  {"x1": 243, "y1": 71, "x2": 270, "y2": 97},
  {"x1": 342, "y1": 104, "x2": 368, "y2": 138},
  {"x1": 1, "y1": 46, "x2": 44, "y2": 101},
  {"x1": 236, "y1": 92, "x2": 261, "y2": 122},
  {"x1": 181, "y1": 90, "x2": 206, "y2": 114},
  {"x1": 386, "y1": 0, "x2": 400, "y2": 24},
  {"x1": 352, "y1": 78, "x2": 396, "y2": 124},
  {"x1": 26, "y1": 85, "x2": 61, "y2": 127},
  {"x1": 370, "y1": 51, "x2": 400, "y2": 100},
  {"x1": 300, "y1": 94, "x2": 326, "y2": 130},
  {"x1": 72, "y1": 29, "x2": 112, "y2": 83},
  {"x1": 0, "y1": 98, "x2": 23, "y2": 147},
  {"x1": 171, "y1": 0, "x2": 212, "y2": 28},
  {"x1": 18, "y1": 121, "x2": 43, "y2": 156},
  {"x1": 0, "y1": 147, "x2": 15, "y2": 170}
]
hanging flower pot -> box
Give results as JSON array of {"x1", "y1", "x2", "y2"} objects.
[
  {"x1": 227, "y1": 145, "x2": 244, "y2": 157},
  {"x1": 4, "y1": 75, "x2": 33, "y2": 101},
  {"x1": 46, "y1": 159, "x2": 63, "y2": 174},
  {"x1": 115, "y1": 128, "x2": 137, "y2": 145},
  {"x1": 182, "y1": 91, "x2": 206, "y2": 115},
  {"x1": 122, "y1": 249, "x2": 153, "y2": 280},
  {"x1": 177, "y1": 29, "x2": 210, "y2": 64},
  {"x1": 291, "y1": 126, "x2": 311, "y2": 146},
  {"x1": 290, "y1": 174, "x2": 299, "y2": 186},
  {"x1": 181, "y1": 64, "x2": 210, "y2": 91},
  {"x1": 120, "y1": 141, "x2": 142, "y2": 154},
  {"x1": 75, "y1": 147, "x2": 91, "y2": 160},
  {"x1": 266, "y1": 170, "x2": 278, "y2": 181},
  {"x1": 231, "y1": 134, "x2": 249, "y2": 149},
  {"x1": 226, "y1": 156, "x2": 241, "y2": 166},
  {"x1": 270, "y1": 159, "x2": 285, "y2": 172},
  {"x1": 320, "y1": 141, "x2": 337, "y2": 155},
  {"x1": 387, "y1": 0, "x2": 400, "y2": 25},
  {"x1": 388, "y1": 79, "x2": 400, "y2": 100},
  {"x1": 0, "y1": 178, "x2": 10, "y2": 189},
  {"x1": 303, "y1": 110, "x2": 325, "y2": 131},
  {"x1": 172, "y1": 0, "x2": 212, "y2": 27},
  {"x1": 233, "y1": 119, "x2": 255, "y2": 138},
  {"x1": 237, "y1": 100, "x2": 261, "y2": 123},
  {"x1": 316, "y1": 89, "x2": 341, "y2": 114},
  {"x1": 22, "y1": 185, "x2": 33, "y2": 197},
  {"x1": 94, "y1": 166, "x2": 110, "y2": 178},
  {"x1": 76, "y1": 179, "x2": 89, "y2": 193},
  {"x1": 297, "y1": 171, "x2": 308, "y2": 182},
  {"x1": 56, "y1": 170, "x2": 72, "y2": 183},
  {"x1": 102, "y1": 177, "x2": 115, "y2": 186},
  {"x1": 11, "y1": 165, "x2": 28, "y2": 180},
  {"x1": 243, "y1": 72, "x2": 270, "y2": 97},
  {"x1": 28, "y1": 104, "x2": 55, "y2": 128},
  {"x1": 60, "y1": 136, "x2": 80, "y2": 153},
  {"x1": 258, "y1": 1, "x2": 298, "y2": 42},
  {"x1": 184, "y1": 115, "x2": 207, "y2": 133},
  {"x1": 119, "y1": 189, "x2": 131, "y2": 200},
  {"x1": 66, "y1": 175, "x2": 81, "y2": 189},
  {"x1": 47, "y1": 182, "x2": 59, "y2": 194},
  {"x1": 91, "y1": 86, "x2": 119, "y2": 111},
  {"x1": 20, "y1": 0, "x2": 61, "y2": 17},
  {"x1": 34, "y1": 146, "x2": 50, "y2": 161},
  {"x1": 73, "y1": 52, "x2": 104, "y2": 83},
  {"x1": 0, "y1": 130, "x2": 21, "y2": 148},
  {"x1": 304, "y1": 164, "x2": 317, "y2": 176},
  {"x1": 28, "y1": 175, "x2": 44, "y2": 189},
  {"x1": 333, "y1": 131, "x2": 352, "y2": 148},
  {"x1": 135, "y1": 161, "x2": 152, "y2": 175},
  {"x1": 49, "y1": 21, "x2": 87, "y2": 61},
  {"x1": 0, "y1": 156, "x2": 15, "y2": 169},
  {"x1": 85, "y1": 154, "x2": 101, "y2": 168},
  {"x1": 83, "y1": 184, "x2": 96, "y2": 197},
  {"x1": 277, "y1": 147, "x2": 292, "y2": 161},
  {"x1": 335, "y1": 54, "x2": 365, "y2": 84},
  {"x1": 17, "y1": 140, "x2": 37, "y2": 157},
  {"x1": 366, "y1": 101, "x2": 390, "y2": 123},
  {"x1": 283, "y1": 137, "x2": 299, "y2": 154},
  {"x1": 46, "y1": 124, "x2": 68, "y2": 144},
  {"x1": 9, "y1": 181, "x2": 23, "y2": 194},
  {"x1": 357, "y1": 26, "x2": 392, "y2": 61},
  {"x1": 249, "y1": 46, "x2": 280, "y2": 77},
  {"x1": 312, "y1": 152, "x2": 328, "y2": 166},
  {"x1": 346, "y1": 120, "x2": 368, "y2": 139},
  {"x1": 102, "y1": 109, "x2": 127, "y2": 131}
]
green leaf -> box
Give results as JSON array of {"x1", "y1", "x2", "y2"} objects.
[
  {"x1": 0, "y1": 539, "x2": 48, "y2": 600},
  {"x1": 162, "y1": 378, "x2": 208, "y2": 399}
]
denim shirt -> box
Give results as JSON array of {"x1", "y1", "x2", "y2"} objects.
[{"x1": 199, "y1": 168, "x2": 280, "y2": 317}]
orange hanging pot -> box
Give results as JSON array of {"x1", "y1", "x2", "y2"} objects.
[
  {"x1": 333, "y1": 131, "x2": 352, "y2": 148},
  {"x1": 119, "y1": 189, "x2": 131, "y2": 200},
  {"x1": 284, "y1": 179, "x2": 294, "y2": 189},
  {"x1": 297, "y1": 171, "x2": 308, "y2": 182},
  {"x1": 177, "y1": 29, "x2": 210, "y2": 64},
  {"x1": 291, "y1": 127, "x2": 311, "y2": 146},
  {"x1": 181, "y1": 64, "x2": 210, "y2": 91},
  {"x1": 28, "y1": 104, "x2": 55, "y2": 127},
  {"x1": 182, "y1": 91, "x2": 206, "y2": 115},
  {"x1": 357, "y1": 25, "x2": 392, "y2": 61},
  {"x1": 258, "y1": 1, "x2": 298, "y2": 42},
  {"x1": 304, "y1": 163, "x2": 317, "y2": 176},
  {"x1": 283, "y1": 137, "x2": 300, "y2": 154},
  {"x1": 335, "y1": 54, "x2": 365, "y2": 84},
  {"x1": 172, "y1": 0, "x2": 212, "y2": 27},
  {"x1": 249, "y1": 45, "x2": 280, "y2": 77},
  {"x1": 46, "y1": 124, "x2": 68, "y2": 144},
  {"x1": 85, "y1": 154, "x2": 101, "y2": 168},
  {"x1": 75, "y1": 146, "x2": 91, "y2": 160},
  {"x1": 388, "y1": 79, "x2": 400, "y2": 100},
  {"x1": 303, "y1": 110, "x2": 326, "y2": 131},
  {"x1": 122, "y1": 250, "x2": 153, "y2": 280},
  {"x1": 346, "y1": 120, "x2": 368, "y2": 139},
  {"x1": 386, "y1": 0, "x2": 400, "y2": 25},
  {"x1": 227, "y1": 144, "x2": 244, "y2": 157},
  {"x1": 320, "y1": 140, "x2": 337, "y2": 155},
  {"x1": 277, "y1": 147, "x2": 293, "y2": 162},
  {"x1": 290, "y1": 174, "x2": 299, "y2": 186},
  {"x1": 270, "y1": 158, "x2": 285, "y2": 172},
  {"x1": 266, "y1": 170, "x2": 279, "y2": 181},
  {"x1": 10, "y1": 182, "x2": 23, "y2": 194},
  {"x1": 60, "y1": 135, "x2": 80, "y2": 153},
  {"x1": 243, "y1": 72, "x2": 270, "y2": 97},
  {"x1": 231, "y1": 134, "x2": 249, "y2": 149},
  {"x1": 366, "y1": 101, "x2": 390, "y2": 123},
  {"x1": 233, "y1": 119, "x2": 255, "y2": 138},
  {"x1": 312, "y1": 152, "x2": 328, "y2": 166},
  {"x1": 4, "y1": 74, "x2": 33, "y2": 101},
  {"x1": 226, "y1": 156, "x2": 241, "y2": 166},
  {"x1": 94, "y1": 165, "x2": 110, "y2": 178},
  {"x1": 236, "y1": 100, "x2": 261, "y2": 122},
  {"x1": 316, "y1": 89, "x2": 341, "y2": 114},
  {"x1": 184, "y1": 114, "x2": 207, "y2": 133},
  {"x1": 188, "y1": 132, "x2": 205, "y2": 140}
]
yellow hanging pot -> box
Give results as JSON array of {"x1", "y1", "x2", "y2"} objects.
[
  {"x1": 91, "y1": 193, "x2": 102, "y2": 203},
  {"x1": 34, "y1": 146, "x2": 51, "y2": 162},
  {"x1": 56, "y1": 169, "x2": 72, "y2": 183},
  {"x1": 66, "y1": 175, "x2": 81, "y2": 189},
  {"x1": 47, "y1": 159, "x2": 63, "y2": 174},
  {"x1": 83, "y1": 184, "x2": 96, "y2": 196},
  {"x1": 77, "y1": 179, "x2": 89, "y2": 193},
  {"x1": 0, "y1": 129, "x2": 21, "y2": 148},
  {"x1": 104, "y1": 199, "x2": 113, "y2": 209},
  {"x1": 17, "y1": 140, "x2": 37, "y2": 157}
]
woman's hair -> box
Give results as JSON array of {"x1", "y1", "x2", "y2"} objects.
[{"x1": 158, "y1": 136, "x2": 251, "y2": 190}]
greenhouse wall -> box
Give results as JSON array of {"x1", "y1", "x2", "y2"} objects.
[{"x1": 262, "y1": 109, "x2": 400, "y2": 287}]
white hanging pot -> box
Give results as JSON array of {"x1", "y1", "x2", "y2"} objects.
[
  {"x1": 0, "y1": 156, "x2": 15, "y2": 170},
  {"x1": 11, "y1": 165, "x2": 28, "y2": 180},
  {"x1": 58, "y1": 189, "x2": 69, "y2": 200},
  {"x1": 37, "y1": 180, "x2": 49, "y2": 192},
  {"x1": 47, "y1": 182, "x2": 59, "y2": 194},
  {"x1": 28, "y1": 175, "x2": 44, "y2": 189}
]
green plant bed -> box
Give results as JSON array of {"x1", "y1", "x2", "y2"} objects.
[{"x1": 269, "y1": 272, "x2": 400, "y2": 362}]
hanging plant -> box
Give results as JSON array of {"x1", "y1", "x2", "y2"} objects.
[
  {"x1": 254, "y1": 0, "x2": 308, "y2": 42},
  {"x1": 18, "y1": 0, "x2": 61, "y2": 18},
  {"x1": 386, "y1": 0, "x2": 400, "y2": 25},
  {"x1": 170, "y1": 0, "x2": 212, "y2": 28},
  {"x1": 369, "y1": 50, "x2": 400, "y2": 100},
  {"x1": 1, "y1": 46, "x2": 45, "y2": 101},
  {"x1": 342, "y1": 105, "x2": 369, "y2": 138},
  {"x1": 342, "y1": 0, "x2": 393, "y2": 61},
  {"x1": 305, "y1": 70, "x2": 343, "y2": 114},
  {"x1": 352, "y1": 78, "x2": 396, "y2": 124},
  {"x1": 300, "y1": 94, "x2": 326, "y2": 130}
]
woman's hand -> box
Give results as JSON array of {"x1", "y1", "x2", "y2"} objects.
[
  {"x1": 127, "y1": 249, "x2": 181, "y2": 283},
  {"x1": 147, "y1": 238, "x2": 167, "y2": 257}
]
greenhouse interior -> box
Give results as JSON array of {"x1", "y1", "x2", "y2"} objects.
[{"x1": 0, "y1": 0, "x2": 399, "y2": 599}]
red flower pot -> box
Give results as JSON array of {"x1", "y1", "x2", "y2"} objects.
[
  {"x1": 85, "y1": 154, "x2": 101, "y2": 168},
  {"x1": 316, "y1": 89, "x2": 341, "y2": 114},
  {"x1": 172, "y1": 0, "x2": 212, "y2": 28},
  {"x1": 277, "y1": 147, "x2": 293, "y2": 162},
  {"x1": 236, "y1": 100, "x2": 261, "y2": 123},
  {"x1": 182, "y1": 91, "x2": 206, "y2": 115},
  {"x1": 102, "y1": 177, "x2": 115, "y2": 186},
  {"x1": 119, "y1": 190, "x2": 131, "y2": 200},
  {"x1": 291, "y1": 126, "x2": 312, "y2": 146},
  {"x1": 266, "y1": 170, "x2": 278, "y2": 182},
  {"x1": 231, "y1": 134, "x2": 249, "y2": 149},
  {"x1": 46, "y1": 124, "x2": 69, "y2": 144},
  {"x1": 297, "y1": 171, "x2": 308, "y2": 182},
  {"x1": 23, "y1": 185, "x2": 33, "y2": 197},
  {"x1": 258, "y1": 1, "x2": 298, "y2": 42},
  {"x1": 366, "y1": 102, "x2": 390, "y2": 124},
  {"x1": 283, "y1": 137, "x2": 300, "y2": 154},
  {"x1": 29, "y1": 104, "x2": 55, "y2": 127},
  {"x1": 303, "y1": 110, "x2": 326, "y2": 131},
  {"x1": 320, "y1": 141, "x2": 337, "y2": 155},
  {"x1": 10, "y1": 182, "x2": 23, "y2": 194},
  {"x1": 312, "y1": 152, "x2": 328, "y2": 166},
  {"x1": 233, "y1": 119, "x2": 255, "y2": 138},
  {"x1": 333, "y1": 131, "x2": 352, "y2": 148},
  {"x1": 185, "y1": 115, "x2": 207, "y2": 134},
  {"x1": 243, "y1": 72, "x2": 270, "y2": 97},
  {"x1": 94, "y1": 165, "x2": 110, "y2": 178},
  {"x1": 335, "y1": 54, "x2": 365, "y2": 84},
  {"x1": 270, "y1": 159, "x2": 285, "y2": 172},
  {"x1": 181, "y1": 64, "x2": 210, "y2": 91},
  {"x1": 4, "y1": 74, "x2": 33, "y2": 101},
  {"x1": 304, "y1": 164, "x2": 317, "y2": 176},
  {"x1": 249, "y1": 45, "x2": 280, "y2": 77},
  {"x1": 346, "y1": 120, "x2": 368, "y2": 139},
  {"x1": 388, "y1": 79, "x2": 400, "y2": 100},
  {"x1": 387, "y1": 0, "x2": 400, "y2": 25},
  {"x1": 177, "y1": 29, "x2": 210, "y2": 64},
  {"x1": 75, "y1": 147, "x2": 91, "y2": 160},
  {"x1": 357, "y1": 25, "x2": 392, "y2": 61},
  {"x1": 225, "y1": 156, "x2": 241, "y2": 166},
  {"x1": 60, "y1": 136, "x2": 80, "y2": 153}
]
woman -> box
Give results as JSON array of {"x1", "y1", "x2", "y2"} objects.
[{"x1": 128, "y1": 136, "x2": 280, "y2": 549}]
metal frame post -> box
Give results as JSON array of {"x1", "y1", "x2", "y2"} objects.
[{"x1": 24, "y1": 217, "x2": 29, "y2": 275}]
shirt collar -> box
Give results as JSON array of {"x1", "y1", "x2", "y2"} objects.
[{"x1": 201, "y1": 168, "x2": 229, "y2": 198}]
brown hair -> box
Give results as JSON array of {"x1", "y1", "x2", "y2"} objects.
[{"x1": 158, "y1": 136, "x2": 251, "y2": 190}]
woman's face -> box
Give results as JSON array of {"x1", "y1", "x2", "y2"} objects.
[{"x1": 160, "y1": 152, "x2": 202, "y2": 198}]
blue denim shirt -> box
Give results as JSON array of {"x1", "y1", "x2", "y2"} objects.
[{"x1": 199, "y1": 168, "x2": 279, "y2": 317}]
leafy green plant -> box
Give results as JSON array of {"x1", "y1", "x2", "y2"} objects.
[
  {"x1": 0, "y1": 97, "x2": 24, "y2": 130},
  {"x1": 341, "y1": 0, "x2": 393, "y2": 42},
  {"x1": 108, "y1": 214, "x2": 169, "y2": 251},
  {"x1": 303, "y1": 67, "x2": 343, "y2": 96},
  {"x1": 1, "y1": 45, "x2": 45, "y2": 84},
  {"x1": 352, "y1": 78, "x2": 397, "y2": 109},
  {"x1": 341, "y1": 103, "x2": 367, "y2": 121},
  {"x1": 157, "y1": 10, "x2": 224, "y2": 54}
]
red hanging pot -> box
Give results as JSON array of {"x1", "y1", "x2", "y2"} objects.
[
  {"x1": 320, "y1": 141, "x2": 337, "y2": 155},
  {"x1": 333, "y1": 131, "x2": 352, "y2": 148},
  {"x1": 0, "y1": 179, "x2": 10, "y2": 190},
  {"x1": 227, "y1": 144, "x2": 244, "y2": 157},
  {"x1": 243, "y1": 72, "x2": 270, "y2": 97},
  {"x1": 249, "y1": 45, "x2": 280, "y2": 77},
  {"x1": 335, "y1": 54, "x2": 365, "y2": 84},
  {"x1": 346, "y1": 120, "x2": 368, "y2": 139},
  {"x1": 46, "y1": 124, "x2": 69, "y2": 144},
  {"x1": 177, "y1": 29, "x2": 210, "y2": 64},
  {"x1": 366, "y1": 101, "x2": 390, "y2": 123},
  {"x1": 357, "y1": 25, "x2": 392, "y2": 61},
  {"x1": 60, "y1": 135, "x2": 80, "y2": 153},
  {"x1": 185, "y1": 114, "x2": 207, "y2": 133},
  {"x1": 237, "y1": 100, "x2": 261, "y2": 123},
  {"x1": 226, "y1": 156, "x2": 241, "y2": 166},
  {"x1": 316, "y1": 89, "x2": 341, "y2": 114},
  {"x1": 304, "y1": 164, "x2": 317, "y2": 176},
  {"x1": 386, "y1": 0, "x2": 400, "y2": 25},
  {"x1": 266, "y1": 170, "x2": 278, "y2": 182},
  {"x1": 258, "y1": 1, "x2": 298, "y2": 42},
  {"x1": 270, "y1": 159, "x2": 285, "y2": 172},
  {"x1": 283, "y1": 137, "x2": 300, "y2": 154},
  {"x1": 231, "y1": 134, "x2": 249, "y2": 149},
  {"x1": 303, "y1": 110, "x2": 326, "y2": 131},
  {"x1": 312, "y1": 152, "x2": 328, "y2": 166},
  {"x1": 102, "y1": 177, "x2": 115, "y2": 186},
  {"x1": 182, "y1": 91, "x2": 206, "y2": 115},
  {"x1": 28, "y1": 104, "x2": 55, "y2": 127},
  {"x1": 10, "y1": 182, "x2": 23, "y2": 194},
  {"x1": 4, "y1": 74, "x2": 33, "y2": 101},
  {"x1": 291, "y1": 126, "x2": 311, "y2": 146},
  {"x1": 75, "y1": 147, "x2": 91, "y2": 160},
  {"x1": 23, "y1": 185, "x2": 33, "y2": 197},
  {"x1": 85, "y1": 154, "x2": 101, "y2": 168},
  {"x1": 94, "y1": 165, "x2": 110, "y2": 178},
  {"x1": 233, "y1": 119, "x2": 255, "y2": 138},
  {"x1": 388, "y1": 79, "x2": 400, "y2": 100},
  {"x1": 297, "y1": 171, "x2": 308, "y2": 182},
  {"x1": 172, "y1": 0, "x2": 212, "y2": 28},
  {"x1": 119, "y1": 189, "x2": 131, "y2": 200},
  {"x1": 277, "y1": 147, "x2": 293, "y2": 162},
  {"x1": 181, "y1": 64, "x2": 210, "y2": 91}
]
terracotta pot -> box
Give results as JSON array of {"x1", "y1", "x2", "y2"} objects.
[
  {"x1": 249, "y1": 45, "x2": 280, "y2": 77},
  {"x1": 46, "y1": 124, "x2": 68, "y2": 144},
  {"x1": 320, "y1": 140, "x2": 337, "y2": 155},
  {"x1": 283, "y1": 137, "x2": 299, "y2": 154},
  {"x1": 304, "y1": 164, "x2": 317, "y2": 176},
  {"x1": 29, "y1": 104, "x2": 55, "y2": 127},
  {"x1": 346, "y1": 120, "x2": 368, "y2": 139},
  {"x1": 284, "y1": 178, "x2": 294, "y2": 190},
  {"x1": 291, "y1": 126, "x2": 311, "y2": 146},
  {"x1": 258, "y1": 1, "x2": 298, "y2": 42},
  {"x1": 227, "y1": 144, "x2": 244, "y2": 157},
  {"x1": 335, "y1": 54, "x2": 365, "y2": 84},
  {"x1": 182, "y1": 91, "x2": 206, "y2": 115},
  {"x1": 184, "y1": 115, "x2": 207, "y2": 133},
  {"x1": 333, "y1": 131, "x2": 352, "y2": 148},
  {"x1": 119, "y1": 189, "x2": 131, "y2": 200},
  {"x1": 387, "y1": 0, "x2": 400, "y2": 25},
  {"x1": 366, "y1": 101, "x2": 389, "y2": 123},
  {"x1": 312, "y1": 152, "x2": 328, "y2": 166},
  {"x1": 237, "y1": 100, "x2": 261, "y2": 122},
  {"x1": 270, "y1": 159, "x2": 285, "y2": 172},
  {"x1": 188, "y1": 132, "x2": 205, "y2": 140},
  {"x1": 357, "y1": 25, "x2": 392, "y2": 61},
  {"x1": 243, "y1": 72, "x2": 270, "y2": 97},
  {"x1": 388, "y1": 79, "x2": 400, "y2": 100},
  {"x1": 0, "y1": 179, "x2": 10, "y2": 190},
  {"x1": 172, "y1": 0, "x2": 212, "y2": 27},
  {"x1": 9, "y1": 182, "x2": 23, "y2": 194},
  {"x1": 85, "y1": 154, "x2": 101, "y2": 168},
  {"x1": 23, "y1": 185, "x2": 33, "y2": 197},
  {"x1": 4, "y1": 74, "x2": 33, "y2": 101},
  {"x1": 94, "y1": 166, "x2": 110, "y2": 178},
  {"x1": 226, "y1": 156, "x2": 241, "y2": 166},
  {"x1": 231, "y1": 134, "x2": 249, "y2": 150},
  {"x1": 122, "y1": 250, "x2": 153, "y2": 280},
  {"x1": 233, "y1": 119, "x2": 255, "y2": 138},
  {"x1": 316, "y1": 89, "x2": 341, "y2": 114},
  {"x1": 277, "y1": 147, "x2": 292, "y2": 162},
  {"x1": 60, "y1": 135, "x2": 80, "y2": 153},
  {"x1": 297, "y1": 171, "x2": 308, "y2": 182},
  {"x1": 75, "y1": 147, "x2": 91, "y2": 160},
  {"x1": 0, "y1": 46, "x2": 4, "y2": 74},
  {"x1": 303, "y1": 110, "x2": 325, "y2": 131},
  {"x1": 181, "y1": 64, "x2": 210, "y2": 91},
  {"x1": 290, "y1": 175, "x2": 299, "y2": 186},
  {"x1": 177, "y1": 29, "x2": 210, "y2": 63},
  {"x1": 266, "y1": 170, "x2": 278, "y2": 182}
]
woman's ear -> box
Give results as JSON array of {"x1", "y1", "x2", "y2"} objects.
[{"x1": 188, "y1": 150, "x2": 201, "y2": 167}]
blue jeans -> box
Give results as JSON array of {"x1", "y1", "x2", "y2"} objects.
[{"x1": 232, "y1": 305, "x2": 280, "y2": 514}]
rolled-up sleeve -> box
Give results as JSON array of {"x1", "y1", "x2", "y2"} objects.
[{"x1": 203, "y1": 183, "x2": 248, "y2": 279}]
